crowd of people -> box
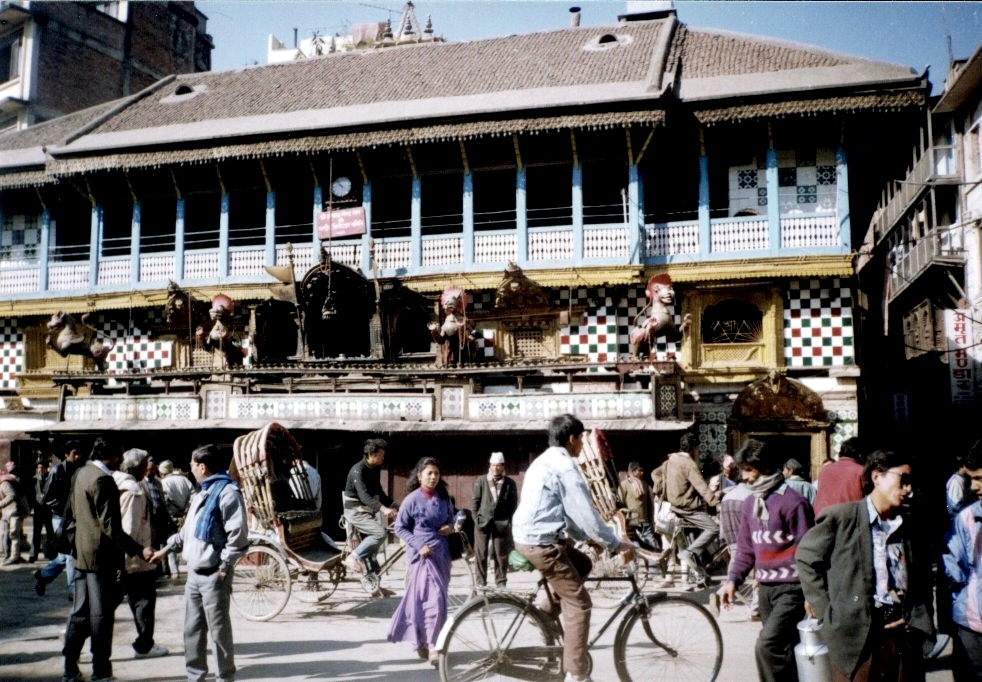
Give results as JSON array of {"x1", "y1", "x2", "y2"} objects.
[{"x1": 10, "y1": 420, "x2": 982, "y2": 682}]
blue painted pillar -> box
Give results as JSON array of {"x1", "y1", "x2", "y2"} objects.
[
  {"x1": 628, "y1": 163, "x2": 641, "y2": 264},
  {"x1": 218, "y1": 193, "x2": 230, "y2": 278},
  {"x1": 766, "y1": 147, "x2": 781, "y2": 254},
  {"x1": 836, "y1": 145, "x2": 851, "y2": 250},
  {"x1": 130, "y1": 201, "x2": 141, "y2": 283},
  {"x1": 264, "y1": 190, "x2": 276, "y2": 266},
  {"x1": 361, "y1": 180, "x2": 372, "y2": 274},
  {"x1": 39, "y1": 208, "x2": 50, "y2": 291},
  {"x1": 411, "y1": 176, "x2": 422, "y2": 268},
  {"x1": 174, "y1": 198, "x2": 186, "y2": 280},
  {"x1": 572, "y1": 165, "x2": 584, "y2": 260},
  {"x1": 698, "y1": 154, "x2": 710, "y2": 255},
  {"x1": 312, "y1": 185, "x2": 322, "y2": 247},
  {"x1": 463, "y1": 172, "x2": 474, "y2": 267},
  {"x1": 516, "y1": 168, "x2": 528, "y2": 263},
  {"x1": 89, "y1": 204, "x2": 100, "y2": 288}
]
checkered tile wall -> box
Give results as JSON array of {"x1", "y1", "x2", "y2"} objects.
[
  {"x1": 784, "y1": 278, "x2": 855, "y2": 367},
  {"x1": 0, "y1": 318, "x2": 22, "y2": 390}
]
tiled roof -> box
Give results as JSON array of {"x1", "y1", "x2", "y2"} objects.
[
  {"x1": 678, "y1": 26, "x2": 850, "y2": 79},
  {"x1": 0, "y1": 100, "x2": 116, "y2": 152},
  {"x1": 91, "y1": 20, "x2": 673, "y2": 136}
]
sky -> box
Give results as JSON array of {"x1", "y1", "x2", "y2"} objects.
[{"x1": 199, "y1": 1, "x2": 982, "y2": 94}]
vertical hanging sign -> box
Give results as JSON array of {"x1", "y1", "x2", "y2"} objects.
[{"x1": 946, "y1": 309, "x2": 976, "y2": 403}]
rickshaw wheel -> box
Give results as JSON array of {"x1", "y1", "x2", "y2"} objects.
[
  {"x1": 230, "y1": 545, "x2": 291, "y2": 621},
  {"x1": 293, "y1": 565, "x2": 340, "y2": 603}
]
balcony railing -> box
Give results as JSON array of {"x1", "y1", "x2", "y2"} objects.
[
  {"x1": 872, "y1": 144, "x2": 958, "y2": 243},
  {"x1": 0, "y1": 211, "x2": 846, "y2": 298},
  {"x1": 888, "y1": 225, "x2": 965, "y2": 300}
]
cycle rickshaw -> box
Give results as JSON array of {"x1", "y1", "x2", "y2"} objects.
[{"x1": 228, "y1": 422, "x2": 348, "y2": 621}]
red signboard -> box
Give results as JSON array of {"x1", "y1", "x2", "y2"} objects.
[{"x1": 316, "y1": 207, "x2": 367, "y2": 239}]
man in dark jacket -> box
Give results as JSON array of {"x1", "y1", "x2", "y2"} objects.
[
  {"x1": 30, "y1": 452, "x2": 54, "y2": 561},
  {"x1": 796, "y1": 449, "x2": 935, "y2": 681},
  {"x1": 471, "y1": 451, "x2": 519, "y2": 587},
  {"x1": 342, "y1": 438, "x2": 397, "y2": 576},
  {"x1": 62, "y1": 438, "x2": 153, "y2": 682}
]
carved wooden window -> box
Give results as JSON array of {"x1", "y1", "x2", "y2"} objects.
[
  {"x1": 24, "y1": 326, "x2": 46, "y2": 371},
  {"x1": 513, "y1": 327, "x2": 546, "y2": 358},
  {"x1": 701, "y1": 299, "x2": 763, "y2": 343},
  {"x1": 903, "y1": 299, "x2": 941, "y2": 359}
]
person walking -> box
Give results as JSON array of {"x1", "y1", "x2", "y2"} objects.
[
  {"x1": 113, "y1": 448, "x2": 169, "y2": 659},
  {"x1": 812, "y1": 436, "x2": 866, "y2": 517},
  {"x1": 796, "y1": 449, "x2": 936, "y2": 681},
  {"x1": 943, "y1": 443, "x2": 982, "y2": 680},
  {"x1": 387, "y1": 456, "x2": 457, "y2": 666},
  {"x1": 0, "y1": 461, "x2": 29, "y2": 564},
  {"x1": 30, "y1": 452, "x2": 54, "y2": 561},
  {"x1": 720, "y1": 439, "x2": 814, "y2": 682},
  {"x1": 62, "y1": 438, "x2": 154, "y2": 682},
  {"x1": 35, "y1": 440, "x2": 86, "y2": 598},
  {"x1": 151, "y1": 444, "x2": 248, "y2": 682},
  {"x1": 618, "y1": 460, "x2": 657, "y2": 550},
  {"x1": 343, "y1": 438, "x2": 398, "y2": 577},
  {"x1": 470, "y1": 451, "x2": 518, "y2": 587},
  {"x1": 512, "y1": 414, "x2": 634, "y2": 682},
  {"x1": 158, "y1": 459, "x2": 195, "y2": 577},
  {"x1": 782, "y1": 459, "x2": 816, "y2": 505}
]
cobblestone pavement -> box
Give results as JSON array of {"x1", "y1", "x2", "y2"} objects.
[{"x1": 0, "y1": 550, "x2": 955, "y2": 682}]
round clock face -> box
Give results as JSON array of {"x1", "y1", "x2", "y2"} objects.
[{"x1": 331, "y1": 176, "x2": 352, "y2": 198}]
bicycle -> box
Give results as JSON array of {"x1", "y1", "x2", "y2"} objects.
[
  {"x1": 436, "y1": 555, "x2": 723, "y2": 681},
  {"x1": 338, "y1": 513, "x2": 406, "y2": 595}
]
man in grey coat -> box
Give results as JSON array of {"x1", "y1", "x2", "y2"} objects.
[{"x1": 796, "y1": 449, "x2": 935, "y2": 681}]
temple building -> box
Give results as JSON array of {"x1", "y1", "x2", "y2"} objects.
[{"x1": 0, "y1": 4, "x2": 928, "y2": 506}]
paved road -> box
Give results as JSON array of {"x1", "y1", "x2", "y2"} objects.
[{"x1": 0, "y1": 553, "x2": 956, "y2": 682}]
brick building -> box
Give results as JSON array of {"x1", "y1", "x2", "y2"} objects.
[{"x1": 0, "y1": 0, "x2": 211, "y2": 131}]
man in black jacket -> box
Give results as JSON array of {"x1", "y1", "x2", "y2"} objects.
[
  {"x1": 342, "y1": 439, "x2": 397, "y2": 576},
  {"x1": 34, "y1": 440, "x2": 85, "y2": 597},
  {"x1": 471, "y1": 452, "x2": 519, "y2": 587}
]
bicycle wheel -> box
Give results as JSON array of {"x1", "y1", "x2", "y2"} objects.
[
  {"x1": 439, "y1": 594, "x2": 561, "y2": 682},
  {"x1": 230, "y1": 545, "x2": 291, "y2": 622},
  {"x1": 292, "y1": 566, "x2": 339, "y2": 603},
  {"x1": 614, "y1": 594, "x2": 723, "y2": 681}
]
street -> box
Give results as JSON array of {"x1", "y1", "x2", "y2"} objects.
[{"x1": 0, "y1": 554, "x2": 957, "y2": 682}]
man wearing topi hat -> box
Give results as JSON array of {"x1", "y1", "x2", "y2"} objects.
[{"x1": 471, "y1": 452, "x2": 518, "y2": 587}]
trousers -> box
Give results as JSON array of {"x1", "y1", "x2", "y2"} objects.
[
  {"x1": 63, "y1": 568, "x2": 120, "y2": 680},
  {"x1": 516, "y1": 542, "x2": 593, "y2": 678},
  {"x1": 185, "y1": 569, "x2": 236, "y2": 682}
]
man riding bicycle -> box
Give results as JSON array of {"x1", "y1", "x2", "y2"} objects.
[
  {"x1": 512, "y1": 414, "x2": 634, "y2": 682},
  {"x1": 652, "y1": 432, "x2": 720, "y2": 581},
  {"x1": 343, "y1": 439, "x2": 398, "y2": 580}
]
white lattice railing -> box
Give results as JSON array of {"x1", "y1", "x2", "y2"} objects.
[
  {"x1": 645, "y1": 222, "x2": 699, "y2": 257},
  {"x1": 584, "y1": 225, "x2": 629, "y2": 259},
  {"x1": 374, "y1": 238, "x2": 412, "y2": 271},
  {"x1": 97, "y1": 256, "x2": 132, "y2": 286},
  {"x1": 228, "y1": 247, "x2": 266, "y2": 277},
  {"x1": 277, "y1": 244, "x2": 315, "y2": 272},
  {"x1": 0, "y1": 266, "x2": 38, "y2": 294},
  {"x1": 323, "y1": 239, "x2": 361, "y2": 269},
  {"x1": 781, "y1": 214, "x2": 839, "y2": 248},
  {"x1": 711, "y1": 218, "x2": 769, "y2": 252},
  {"x1": 422, "y1": 235, "x2": 463, "y2": 266},
  {"x1": 474, "y1": 232, "x2": 517, "y2": 264},
  {"x1": 140, "y1": 254, "x2": 175, "y2": 282},
  {"x1": 48, "y1": 262, "x2": 89, "y2": 291},
  {"x1": 184, "y1": 250, "x2": 220, "y2": 280},
  {"x1": 529, "y1": 227, "x2": 573, "y2": 261}
]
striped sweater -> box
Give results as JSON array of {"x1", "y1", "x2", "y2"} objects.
[{"x1": 728, "y1": 485, "x2": 814, "y2": 585}]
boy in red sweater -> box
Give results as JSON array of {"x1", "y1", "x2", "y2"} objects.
[{"x1": 721, "y1": 439, "x2": 814, "y2": 682}]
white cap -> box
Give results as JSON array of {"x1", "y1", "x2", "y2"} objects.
[{"x1": 489, "y1": 452, "x2": 505, "y2": 465}]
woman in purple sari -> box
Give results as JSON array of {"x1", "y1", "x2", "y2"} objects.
[{"x1": 387, "y1": 456, "x2": 455, "y2": 665}]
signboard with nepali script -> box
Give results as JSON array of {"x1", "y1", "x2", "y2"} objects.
[
  {"x1": 946, "y1": 309, "x2": 976, "y2": 403},
  {"x1": 316, "y1": 207, "x2": 366, "y2": 239}
]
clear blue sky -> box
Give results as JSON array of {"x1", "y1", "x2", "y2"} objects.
[{"x1": 200, "y1": 1, "x2": 982, "y2": 94}]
